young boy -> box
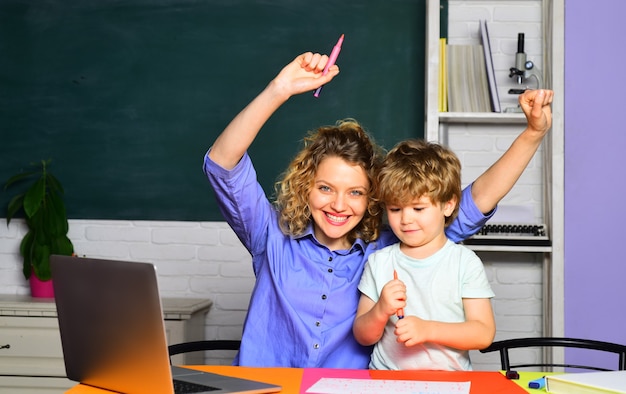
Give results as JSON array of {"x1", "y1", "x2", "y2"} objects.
[{"x1": 353, "y1": 139, "x2": 496, "y2": 371}]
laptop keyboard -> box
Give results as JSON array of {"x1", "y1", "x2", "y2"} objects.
[{"x1": 173, "y1": 379, "x2": 220, "y2": 393}]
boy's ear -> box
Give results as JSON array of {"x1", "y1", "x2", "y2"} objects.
[{"x1": 443, "y1": 197, "x2": 458, "y2": 217}]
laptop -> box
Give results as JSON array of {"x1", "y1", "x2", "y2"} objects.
[{"x1": 50, "y1": 255, "x2": 281, "y2": 394}]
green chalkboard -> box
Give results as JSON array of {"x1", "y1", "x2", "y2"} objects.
[{"x1": 0, "y1": 0, "x2": 426, "y2": 221}]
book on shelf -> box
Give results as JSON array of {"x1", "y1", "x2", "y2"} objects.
[
  {"x1": 480, "y1": 19, "x2": 501, "y2": 112},
  {"x1": 439, "y1": 37, "x2": 448, "y2": 112},
  {"x1": 446, "y1": 43, "x2": 491, "y2": 113},
  {"x1": 545, "y1": 370, "x2": 626, "y2": 394}
]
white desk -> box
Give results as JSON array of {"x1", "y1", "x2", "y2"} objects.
[{"x1": 0, "y1": 294, "x2": 212, "y2": 394}]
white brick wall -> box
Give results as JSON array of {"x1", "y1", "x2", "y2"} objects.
[{"x1": 0, "y1": 0, "x2": 545, "y2": 371}]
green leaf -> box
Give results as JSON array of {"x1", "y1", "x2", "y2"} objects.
[
  {"x1": 26, "y1": 208, "x2": 45, "y2": 232},
  {"x1": 23, "y1": 177, "x2": 45, "y2": 218},
  {"x1": 23, "y1": 262, "x2": 32, "y2": 279},
  {"x1": 3, "y1": 171, "x2": 37, "y2": 190},
  {"x1": 20, "y1": 231, "x2": 35, "y2": 278},
  {"x1": 52, "y1": 235, "x2": 74, "y2": 256},
  {"x1": 20, "y1": 230, "x2": 34, "y2": 259},
  {"x1": 47, "y1": 173, "x2": 65, "y2": 195},
  {"x1": 6, "y1": 193, "x2": 25, "y2": 225},
  {"x1": 42, "y1": 202, "x2": 58, "y2": 237},
  {"x1": 33, "y1": 225, "x2": 49, "y2": 246},
  {"x1": 46, "y1": 192, "x2": 68, "y2": 236},
  {"x1": 31, "y1": 243, "x2": 52, "y2": 281}
]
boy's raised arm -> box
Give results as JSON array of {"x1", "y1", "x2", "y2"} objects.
[{"x1": 471, "y1": 89, "x2": 554, "y2": 214}]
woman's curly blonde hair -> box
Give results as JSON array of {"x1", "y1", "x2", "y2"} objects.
[{"x1": 274, "y1": 119, "x2": 385, "y2": 244}]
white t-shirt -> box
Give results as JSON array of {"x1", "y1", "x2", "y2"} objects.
[{"x1": 358, "y1": 240, "x2": 494, "y2": 371}]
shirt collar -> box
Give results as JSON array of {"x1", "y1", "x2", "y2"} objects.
[{"x1": 293, "y1": 223, "x2": 366, "y2": 253}]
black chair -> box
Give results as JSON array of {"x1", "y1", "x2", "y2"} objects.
[
  {"x1": 480, "y1": 337, "x2": 626, "y2": 371},
  {"x1": 168, "y1": 340, "x2": 241, "y2": 365}
]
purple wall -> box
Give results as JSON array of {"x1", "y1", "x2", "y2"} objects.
[{"x1": 565, "y1": 0, "x2": 626, "y2": 368}]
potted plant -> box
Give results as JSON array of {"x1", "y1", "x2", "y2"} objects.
[{"x1": 4, "y1": 159, "x2": 74, "y2": 297}]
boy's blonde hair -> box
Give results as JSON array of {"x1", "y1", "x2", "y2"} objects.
[
  {"x1": 376, "y1": 139, "x2": 461, "y2": 226},
  {"x1": 274, "y1": 119, "x2": 385, "y2": 243}
]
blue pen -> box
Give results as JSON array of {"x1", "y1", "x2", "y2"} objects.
[{"x1": 528, "y1": 376, "x2": 546, "y2": 389}]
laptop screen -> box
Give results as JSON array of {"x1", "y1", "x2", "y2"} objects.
[
  {"x1": 52, "y1": 256, "x2": 175, "y2": 393},
  {"x1": 50, "y1": 255, "x2": 281, "y2": 394}
]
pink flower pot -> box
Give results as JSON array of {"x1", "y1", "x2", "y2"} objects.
[{"x1": 29, "y1": 275, "x2": 54, "y2": 298}]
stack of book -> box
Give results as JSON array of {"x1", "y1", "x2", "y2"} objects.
[{"x1": 440, "y1": 19, "x2": 500, "y2": 113}]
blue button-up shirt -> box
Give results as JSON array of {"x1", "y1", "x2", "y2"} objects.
[{"x1": 203, "y1": 152, "x2": 492, "y2": 368}]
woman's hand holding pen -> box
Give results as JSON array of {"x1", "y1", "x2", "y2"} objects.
[{"x1": 271, "y1": 52, "x2": 340, "y2": 99}]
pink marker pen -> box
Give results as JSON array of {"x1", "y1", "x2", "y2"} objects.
[{"x1": 313, "y1": 34, "x2": 344, "y2": 98}]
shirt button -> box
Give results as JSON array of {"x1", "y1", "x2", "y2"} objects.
[
  {"x1": 315, "y1": 321, "x2": 321, "y2": 326},
  {"x1": 313, "y1": 344, "x2": 320, "y2": 349},
  {"x1": 328, "y1": 257, "x2": 333, "y2": 262},
  {"x1": 328, "y1": 268, "x2": 333, "y2": 273},
  {"x1": 321, "y1": 294, "x2": 327, "y2": 300}
]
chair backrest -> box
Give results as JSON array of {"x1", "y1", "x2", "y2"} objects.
[
  {"x1": 480, "y1": 337, "x2": 626, "y2": 371},
  {"x1": 168, "y1": 340, "x2": 241, "y2": 364}
]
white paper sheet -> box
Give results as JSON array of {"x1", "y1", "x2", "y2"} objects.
[{"x1": 305, "y1": 377, "x2": 471, "y2": 394}]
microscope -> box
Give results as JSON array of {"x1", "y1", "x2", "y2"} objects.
[
  {"x1": 509, "y1": 33, "x2": 542, "y2": 92},
  {"x1": 505, "y1": 33, "x2": 543, "y2": 112}
]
